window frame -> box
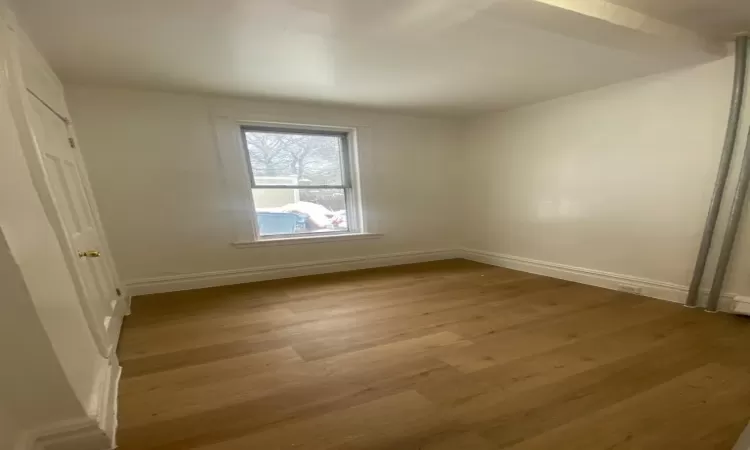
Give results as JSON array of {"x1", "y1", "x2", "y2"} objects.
[{"x1": 239, "y1": 123, "x2": 364, "y2": 241}]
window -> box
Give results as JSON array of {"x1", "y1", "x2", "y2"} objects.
[{"x1": 240, "y1": 125, "x2": 360, "y2": 239}]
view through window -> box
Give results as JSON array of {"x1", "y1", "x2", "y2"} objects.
[{"x1": 241, "y1": 126, "x2": 357, "y2": 238}]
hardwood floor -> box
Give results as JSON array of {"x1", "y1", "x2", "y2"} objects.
[{"x1": 116, "y1": 259, "x2": 750, "y2": 450}]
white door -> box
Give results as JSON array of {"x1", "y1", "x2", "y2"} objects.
[{"x1": 27, "y1": 94, "x2": 121, "y2": 352}]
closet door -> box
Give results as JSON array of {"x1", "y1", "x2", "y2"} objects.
[
  {"x1": 8, "y1": 24, "x2": 126, "y2": 355},
  {"x1": 26, "y1": 94, "x2": 123, "y2": 351}
]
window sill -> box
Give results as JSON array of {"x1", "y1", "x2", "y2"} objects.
[{"x1": 232, "y1": 232, "x2": 383, "y2": 248}]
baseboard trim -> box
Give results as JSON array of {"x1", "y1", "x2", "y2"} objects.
[
  {"x1": 24, "y1": 418, "x2": 111, "y2": 450},
  {"x1": 124, "y1": 246, "x2": 736, "y2": 310},
  {"x1": 461, "y1": 248, "x2": 736, "y2": 311},
  {"x1": 20, "y1": 355, "x2": 119, "y2": 450},
  {"x1": 125, "y1": 249, "x2": 459, "y2": 296}
]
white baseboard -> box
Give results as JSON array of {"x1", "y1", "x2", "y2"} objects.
[
  {"x1": 125, "y1": 249, "x2": 459, "y2": 296},
  {"x1": 461, "y1": 248, "x2": 736, "y2": 311},
  {"x1": 20, "y1": 354, "x2": 119, "y2": 450},
  {"x1": 23, "y1": 418, "x2": 111, "y2": 450},
  {"x1": 124, "y1": 245, "x2": 737, "y2": 311}
]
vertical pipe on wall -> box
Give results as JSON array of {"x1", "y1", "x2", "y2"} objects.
[
  {"x1": 685, "y1": 35, "x2": 748, "y2": 308},
  {"x1": 706, "y1": 124, "x2": 750, "y2": 311}
]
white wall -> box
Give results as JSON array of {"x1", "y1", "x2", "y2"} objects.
[
  {"x1": 0, "y1": 229, "x2": 87, "y2": 441},
  {"x1": 64, "y1": 86, "x2": 462, "y2": 284},
  {"x1": 464, "y1": 55, "x2": 750, "y2": 297},
  {"x1": 0, "y1": 408, "x2": 21, "y2": 450},
  {"x1": 65, "y1": 56, "x2": 750, "y2": 303}
]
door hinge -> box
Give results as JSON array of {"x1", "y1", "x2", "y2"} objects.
[
  {"x1": 116, "y1": 288, "x2": 122, "y2": 296},
  {"x1": 68, "y1": 137, "x2": 76, "y2": 148}
]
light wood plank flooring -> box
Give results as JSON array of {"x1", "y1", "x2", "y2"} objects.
[{"x1": 117, "y1": 259, "x2": 750, "y2": 449}]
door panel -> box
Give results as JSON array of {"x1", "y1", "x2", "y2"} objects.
[{"x1": 28, "y1": 95, "x2": 118, "y2": 341}]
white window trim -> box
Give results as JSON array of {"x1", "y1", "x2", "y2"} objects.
[
  {"x1": 232, "y1": 232, "x2": 384, "y2": 248},
  {"x1": 212, "y1": 115, "x2": 375, "y2": 246}
]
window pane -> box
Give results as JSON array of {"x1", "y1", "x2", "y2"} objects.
[
  {"x1": 244, "y1": 130, "x2": 345, "y2": 186},
  {"x1": 252, "y1": 188, "x2": 350, "y2": 237}
]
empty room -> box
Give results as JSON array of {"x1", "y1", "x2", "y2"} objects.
[{"x1": 4, "y1": 0, "x2": 750, "y2": 449}]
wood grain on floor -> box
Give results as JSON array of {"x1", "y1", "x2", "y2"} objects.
[{"x1": 116, "y1": 259, "x2": 750, "y2": 450}]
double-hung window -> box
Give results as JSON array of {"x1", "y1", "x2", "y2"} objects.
[{"x1": 240, "y1": 125, "x2": 361, "y2": 239}]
